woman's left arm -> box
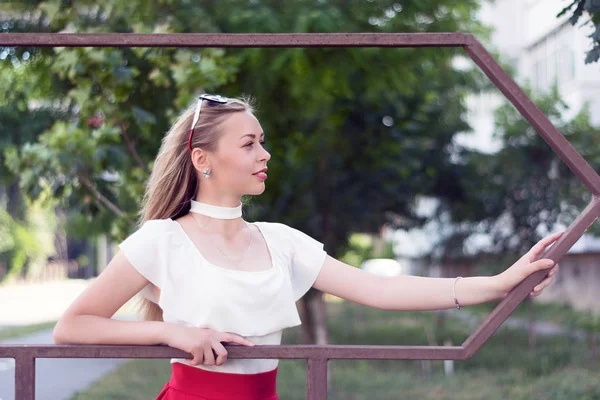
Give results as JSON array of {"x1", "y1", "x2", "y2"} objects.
[{"x1": 312, "y1": 231, "x2": 562, "y2": 311}]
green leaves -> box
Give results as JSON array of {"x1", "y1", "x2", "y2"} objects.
[
  {"x1": 2, "y1": 0, "x2": 491, "y2": 251},
  {"x1": 452, "y1": 85, "x2": 600, "y2": 261},
  {"x1": 560, "y1": 0, "x2": 600, "y2": 64},
  {"x1": 0, "y1": 192, "x2": 58, "y2": 279},
  {"x1": 2, "y1": 1, "x2": 240, "y2": 239}
]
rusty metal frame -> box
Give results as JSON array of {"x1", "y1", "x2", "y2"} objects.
[{"x1": 1, "y1": 32, "x2": 598, "y2": 400}]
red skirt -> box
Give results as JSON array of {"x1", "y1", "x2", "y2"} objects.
[{"x1": 156, "y1": 362, "x2": 280, "y2": 400}]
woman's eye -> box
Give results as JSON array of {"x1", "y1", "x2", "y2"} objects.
[{"x1": 246, "y1": 141, "x2": 266, "y2": 147}]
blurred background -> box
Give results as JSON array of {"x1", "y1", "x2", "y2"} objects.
[{"x1": 1, "y1": 0, "x2": 600, "y2": 399}]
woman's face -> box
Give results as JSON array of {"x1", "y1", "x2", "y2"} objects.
[{"x1": 207, "y1": 111, "x2": 271, "y2": 197}]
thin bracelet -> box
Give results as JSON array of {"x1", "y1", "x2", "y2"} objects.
[{"x1": 453, "y1": 276, "x2": 463, "y2": 310}]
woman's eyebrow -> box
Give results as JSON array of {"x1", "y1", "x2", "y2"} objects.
[{"x1": 239, "y1": 132, "x2": 265, "y2": 139}]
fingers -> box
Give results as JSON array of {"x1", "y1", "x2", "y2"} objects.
[
  {"x1": 221, "y1": 332, "x2": 255, "y2": 347},
  {"x1": 547, "y1": 263, "x2": 559, "y2": 276},
  {"x1": 203, "y1": 347, "x2": 216, "y2": 366},
  {"x1": 531, "y1": 277, "x2": 551, "y2": 295},
  {"x1": 187, "y1": 352, "x2": 202, "y2": 366},
  {"x1": 529, "y1": 231, "x2": 564, "y2": 258},
  {"x1": 184, "y1": 330, "x2": 254, "y2": 368},
  {"x1": 530, "y1": 258, "x2": 555, "y2": 273},
  {"x1": 530, "y1": 260, "x2": 560, "y2": 274},
  {"x1": 530, "y1": 263, "x2": 559, "y2": 297},
  {"x1": 212, "y1": 341, "x2": 228, "y2": 366}
]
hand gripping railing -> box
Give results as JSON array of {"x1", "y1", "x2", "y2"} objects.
[{"x1": 1, "y1": 33, "x2": 598, "y2": 399}]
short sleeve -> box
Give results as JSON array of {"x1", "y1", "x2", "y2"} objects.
[
  {"x1": 118, "y1": 220, "x2": 169, "y2": 302},
  {"x1": 282, "y1": 224, "x2": 328, "y2": 301}
]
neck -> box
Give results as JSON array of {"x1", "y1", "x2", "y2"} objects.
[
  {"x1": 194, "y1": 194, "x2": 242, "y2": 209},
  {"x1": 189, "y1": 200, "x2": 246, "y2": 238},
  {"x1": 190, "y1": 199, "x2": 241, "y2": 219}
]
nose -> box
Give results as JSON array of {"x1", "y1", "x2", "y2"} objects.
[{"x1": 261, "y1": 145, "x2": 271, "y2": 162}]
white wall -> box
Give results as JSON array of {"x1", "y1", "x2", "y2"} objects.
[{"x1": 469, "y1": 0, "x2": 600, "y2": 146}]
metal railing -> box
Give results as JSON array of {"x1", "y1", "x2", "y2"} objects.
[{"x1": 1, "y1": 32, "x2": 598, "y2": 400}]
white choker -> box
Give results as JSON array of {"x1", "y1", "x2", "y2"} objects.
[{"x1": 189, "y1": 199, "x2": 242, "y2": 219}]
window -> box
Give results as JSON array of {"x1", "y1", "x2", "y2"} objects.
[
  {"x1": 533, "y1": 58, "x2": 547, "y2": 91},
  {"x1": 529, "y1": 23, "x2": 576, "y2": 92},
  {"x1": 557, "y1": 44, "x2": 575, "y2": 84}
]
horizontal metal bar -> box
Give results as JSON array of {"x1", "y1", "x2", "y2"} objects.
[
  {"x1": 0, "y1": 344, "x2": 466, "y2": 360},
  {"x1": 0, "y1": 32, "x2": 474, "y2": 48}
]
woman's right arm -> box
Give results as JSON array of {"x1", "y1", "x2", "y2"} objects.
[
  {"x1": 53, "y1": 251, "x2": 255, "y2": 366},
  {"x1": 53, "y1": 251, "x2": 170, "y2": 345}
]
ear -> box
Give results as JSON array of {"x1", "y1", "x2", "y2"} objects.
[{"x1": 190, "y1": 148, "x2": 210, "y2": 172}]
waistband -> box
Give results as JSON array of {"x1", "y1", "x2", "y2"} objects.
[{"x1": 168, "y1": 362, "x2": 278, "y2": 400}]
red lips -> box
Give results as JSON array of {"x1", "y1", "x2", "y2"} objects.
[{"x1": 253, "y1": 167, "x2": 268, "y2": 181}]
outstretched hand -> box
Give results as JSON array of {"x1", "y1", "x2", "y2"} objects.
[{"x1": 494, "y1": 231, "x2": 563, "y2": 298}]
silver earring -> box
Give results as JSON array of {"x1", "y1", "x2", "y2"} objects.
[{"x1": 202, "y1": 169, "x2": 211, "y2": 179}]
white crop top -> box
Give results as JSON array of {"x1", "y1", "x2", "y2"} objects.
[{"x1": 118, "y1": 218, "x2": 328, "y2": 374}]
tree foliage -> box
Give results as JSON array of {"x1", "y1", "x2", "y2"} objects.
[
  {"x1": 559, "y1": 0, "x2": 600, "y2": 63},
  {"x1": 434, "y1": 86, "x2": 600, "y2": 265},
  {"x1": 1, "y1": 0, "x2": 491, "y2": 259}
]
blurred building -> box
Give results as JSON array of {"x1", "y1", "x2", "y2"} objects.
[
  {"x1": 459, "y1": 0, "x2": 600, "y2": 154},
  {"x1": 393, "y1": 0, "x2": 600, "y2": 311},
  {"x1": 474, "y1": 0, "x2": 600, "y2": 311},
  {"x1": 541, "y1": 234, "x2": 600, "y2": 311}
]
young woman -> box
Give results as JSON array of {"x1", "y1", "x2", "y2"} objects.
[{"x1": 53, "y1": 94, "x2": 560, "y2": 400}]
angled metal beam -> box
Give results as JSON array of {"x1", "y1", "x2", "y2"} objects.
[
  {"x1": 462, "y1": 196, "x2": 600, "y2": 357},
  {"x1": 464, "y1": 40, "x2": 600, "y2": 195}
]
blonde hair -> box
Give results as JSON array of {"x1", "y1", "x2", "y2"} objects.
[{"x1": 136, "y1": 95, "x2": 255, "y2": 321}]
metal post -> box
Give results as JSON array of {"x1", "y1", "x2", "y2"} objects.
[
  {"x1": 14, "y1": 355, "x2": 36, "y2": 400},
  {"x1": 306, "y1": 358, "x2": 328, "y2": 400}
]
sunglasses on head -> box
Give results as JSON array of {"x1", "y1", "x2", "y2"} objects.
[{"x1": 188, "y1": 94, "x2": 229, "y2": 153}]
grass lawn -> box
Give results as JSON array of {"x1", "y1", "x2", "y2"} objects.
[
  {"x1": 70, "y1": 302, "x2": 600, "y2": 399},
  {"x1": 0, "y1": 321, "x2": 57, "y2": 341},
  {"x1": 469, "y1": 300, "x2": 591, "y2": 326}
]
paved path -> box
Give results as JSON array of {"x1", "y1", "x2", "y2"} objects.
[
  {"x1": 0, "y1": 279, "x2": 140, "y2": 400},
  {"x1": 0, "y1": 279, "x2": 133, "y2": 327},
  {"x1": 0, "y1": 329, "x2": 128, "y2": 400}
]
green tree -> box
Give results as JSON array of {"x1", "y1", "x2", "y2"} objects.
[
  {"x1": 577, "y1": 310, "x2": 600, "y2": 360},
  {"x1": 0, "y1": 56, "x2": 65, "y2": 276},
  {"x1": 461, "y1": 86, "x2": 600, "y2": 257},
  {"x1": 209, "y1": 1, "x2": 490, "y2": 343},
  {"x1": 428, "y1": 86, "x2": 600, "y2": 353},
  {"x1": 1, "y1": 0, "x2": 491, "y2": 343},
  {"x1": 1, "y1": 2, "x2": 239, "y2": 239},
  {"x1": 0, "y1": 189, "x2": 57, "y2": 282}
]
